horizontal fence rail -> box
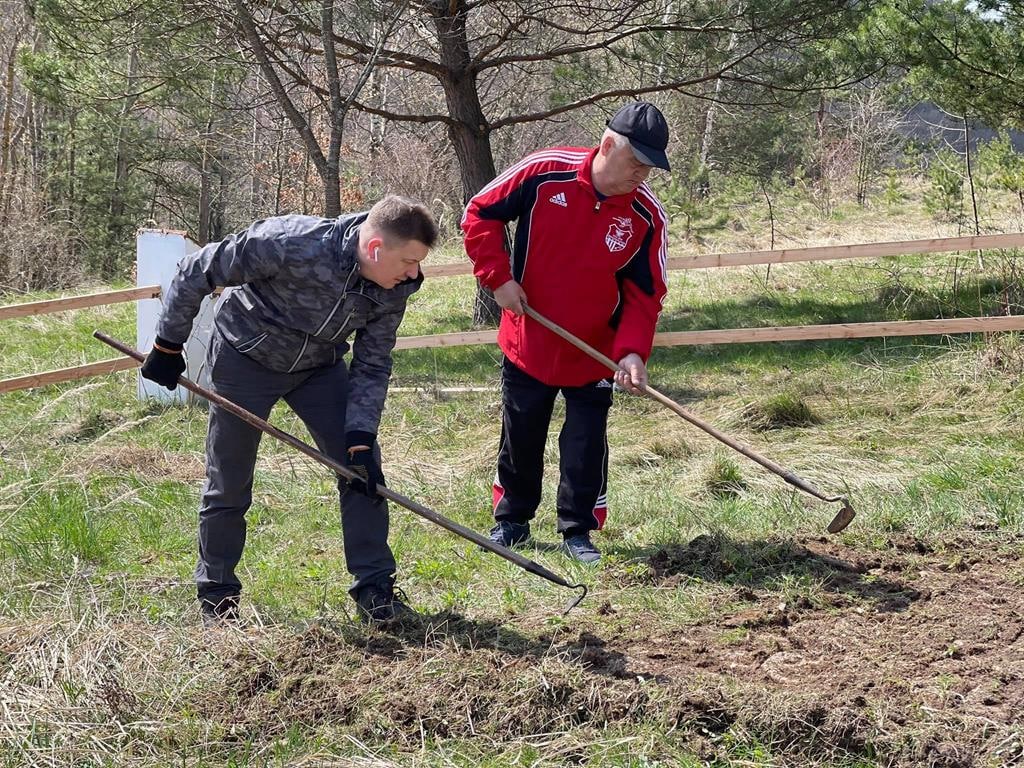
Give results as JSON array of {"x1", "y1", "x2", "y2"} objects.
[
  {"x1": 4, "y1": 233, "x2": 1024, "y2": 393},
  {"x1": 8, "y1": 313, "x2": 1020, "y2": 393},
  {"x1": 0, "y1": 285, "x2": 162, "y2": 321},
  {"x1": 421, "y1": 232, "x2": 1024, "y2": 279},
  {"x1": 665, "y1": 232, "x2": 1024, "y2": 270},
  {"x1": 652, "y1": 314, "x2": 1024, "y2": 346},
  {"x1": 393, "y1": 314, "x2": 1024, "y2": 352},
  {"x1": 0, "y1": 357, "x2": 138, "y2": 394}
]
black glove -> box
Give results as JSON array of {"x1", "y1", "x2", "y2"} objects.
[
  {"x1": 345, "y1": 430, "x2": 385, "y2": 497},
  {"x1": 140, "y1": 336, "x2": 186, "y2": 390}
]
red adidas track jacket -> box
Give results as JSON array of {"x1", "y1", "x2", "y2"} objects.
[{"x1": 462, "y1": 146, "x2": 669, "y2": 387}]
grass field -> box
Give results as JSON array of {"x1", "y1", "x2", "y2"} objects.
[{"x1": 1, "y1": 192, "x2": 1023, "y2": 766}]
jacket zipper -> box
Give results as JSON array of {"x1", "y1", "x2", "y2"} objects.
[
  {"x1": 316, "y1": 266, "x2": 361, "y2": 336},
  {"x1": 329, "y1": 309, "x2": 357, "y2": 341},
  {"x1": 315, "y1": 294, "x2": 346, "y2": 336},
  {"x1": 287, "y1": 334, "x2": 309, "y2": 373}
]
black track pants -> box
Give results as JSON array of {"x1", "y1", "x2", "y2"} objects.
[{"x1": 492, "y1": 358, "x2": 613, "y2": 536}]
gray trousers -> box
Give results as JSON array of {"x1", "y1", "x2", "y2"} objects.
[{"x1": 195, "y1": 329, "x2": 395, "y2": 606}]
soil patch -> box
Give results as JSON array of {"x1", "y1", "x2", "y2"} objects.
[{"x1": 209, "y1": 533, "x2": 1024, "y2": 765}]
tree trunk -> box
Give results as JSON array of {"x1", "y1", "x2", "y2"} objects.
[
  {"x1": 108, "y1": 44, "x2": 140, "y2": 275},
  {"x1": 368, "y1": 52, "x2": 387, "y2": 160},
  {"x1": 321, "y1": 0, "x2": 342, "y2": 217},
  {"x1": 198, "y1": 167, "x2": 211, "y2": 244},
  {"x1": 198, "y1": 115, "x2": 212, "y2": 243},
  {"x1": 67, "y1": 110, "x2": 76, "y2": 216},
  {"x1": 213, "y1": 151, "x2": 227, "y2": 240},
  {"x1": 198, "y1": 70, "x2": 221, "y2": 244},
  {"x1": 430, "y1": 0, "x2": 500, "y2": 325},
  {"x1": 0, "y1": 35, "x2": 18, "y2": 282},
  {"x1": 963, "y1": 116, "x2": 980, "y2": 237},
  {"x1": 302, "y1": 107, "x2": 313, "y2": 214},
  {"x1": 273, "y1": 118, "x2": 284, "y2": 215},
  {"x1": 322, "y1": 159, "x2": 341, "y2": 218}
]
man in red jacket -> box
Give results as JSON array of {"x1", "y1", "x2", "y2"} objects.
[{"x1": 462, "y1": 102, "x2": 670, "y2": 563}]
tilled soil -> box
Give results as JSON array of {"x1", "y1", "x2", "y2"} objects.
[{"x1": 214, "y1": 533, "x2": 1024, "y2": 765}]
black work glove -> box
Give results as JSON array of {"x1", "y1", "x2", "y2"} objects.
[
  {"x1": 140, "y1": 336, "x2": 186, "y2": 390},
  {"x1": 345, "y1": 430, "x2": 385, "y2": 498}
]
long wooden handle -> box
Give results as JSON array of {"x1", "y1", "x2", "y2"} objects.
[
  {"x1": 520, "y1": 304, "x2": 855, "y2": 533},
  {"x1": 94, "y1": 330, "x2": 589, "y2": 604}
]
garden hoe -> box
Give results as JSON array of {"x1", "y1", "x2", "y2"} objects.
[
  {"x1": 521, "y1": 304, "x2": 856, "y2": 534},
  {"x1": 93, "y1": 331, "x2": 588, "y2": 614}
]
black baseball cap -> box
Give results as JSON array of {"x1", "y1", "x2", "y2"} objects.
[{"x1": 606, "y1": 102, "x2": 671, "y2": 171}]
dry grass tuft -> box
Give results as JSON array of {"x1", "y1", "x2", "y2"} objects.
[
  {"x1": 79, "y1": 446, "x2": 206, "y2": 482},
  {"x1": 740, "y1": 392, "x2": 821, "y2": 431},
  {"x1": 52, "y1": 409, "x2": 126, "y2": 443},
  {"x1": 979, "y1": 332, "x2": 1024, "y2": 378}
]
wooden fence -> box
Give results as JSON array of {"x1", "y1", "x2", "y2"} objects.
[
  {"x1": 0, "y1": 286, "x2": 161, "y2": 321},
  {"x1": 3, "y1": 233, "x2": 1024, "y2": 394}
]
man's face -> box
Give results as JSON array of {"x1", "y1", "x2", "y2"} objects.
[
  {"x1": 597, "y1": 137, "x2": 654, "y2": 196},
  {"x1": 360, "y1": 234, "x2": 429, "y2": 289}
]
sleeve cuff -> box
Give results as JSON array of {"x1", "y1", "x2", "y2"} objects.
[{"x1": 154, "y1": 335, "x2": 184, "y2": 353}]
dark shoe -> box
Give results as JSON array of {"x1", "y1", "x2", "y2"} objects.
[
  {"x1": 487, "y1": 521, "x2": 531, "y2": 548},
  {"x1": 563, "y1": 533, "x2": 601, "y2": 564},
  {"x1": 200, "y1": 594, "x2": 240, "y2": 627},
  {"x1": 354, "y1": 579, "x2": 416, "y2": 625}
]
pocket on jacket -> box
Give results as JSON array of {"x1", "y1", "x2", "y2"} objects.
[{"x1": 235, "y1": 331, "x2": 269, "y2": 354}]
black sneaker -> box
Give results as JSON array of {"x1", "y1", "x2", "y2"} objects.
[
  {"x1": 199, "y1": 594, "x2": 240, "y2": 627},
  {"x1": 354, "y1": 579, "x2": 416, "y2": 625},
  {"x1": 563, "y1": 532, "x2": 601, "y2": 564},
  {"x1": 487, "y1": 520, "x2": 531, "y2": 548}
]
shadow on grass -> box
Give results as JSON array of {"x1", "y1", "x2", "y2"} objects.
[
  {"x1": 360, "y1": 610, "x2": 553, "y2": 658},
  {"x1": 659, "y1": 275, "x2": 1014, "y2": 334},
  {"x1": 289, "y1": 610, "x2": 630, "y2": 679},
  {"x1": 627, "y1": 533, "x2": 923, "y2": 613}
]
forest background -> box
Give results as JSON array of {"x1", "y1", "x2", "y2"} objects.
[{"x1": 2, "y1": 0, "x2": 1024, "y2": 306}]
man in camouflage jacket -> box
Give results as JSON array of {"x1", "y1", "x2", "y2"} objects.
[{"x1": 140, "y1": 195, "x2": 438, "y2": 625}]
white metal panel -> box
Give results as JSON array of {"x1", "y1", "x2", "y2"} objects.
[{"x1": 136, "y1": 230, "x2": 213, "y2": 406}]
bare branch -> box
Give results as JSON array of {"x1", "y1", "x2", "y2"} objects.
[
  {"x1": 232, "y1": 0, "x2": 328, "y2": 174},
  {"x1": 489, "y1": 44, "x2": 764, "y2": 129},
  {"x1": 348, "y1": 100, "x2": 456, "y2": 126}
]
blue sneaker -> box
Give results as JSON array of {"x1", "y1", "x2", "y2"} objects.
[
  {"x1": 488, "y1": 521, "x2": 531, "y2": 548},
  {"x1": 563, "y1": 533, "x2": 601, "y2": 564}
]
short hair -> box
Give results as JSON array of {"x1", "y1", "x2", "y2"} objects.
[
  {"x1": 365, "y1": 195, "x2": 439, "y2": 248},
  {"x1": 602, "y1": 128, "x2": 629, "y2": 149}
]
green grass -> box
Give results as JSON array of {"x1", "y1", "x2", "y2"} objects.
[{"x1": 2, "y1": 198, "x2": 1024, "y2": 765}]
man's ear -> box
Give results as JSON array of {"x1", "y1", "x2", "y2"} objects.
[{"x1": 365, "y1": 235, "x2": 383, "y2": 259}]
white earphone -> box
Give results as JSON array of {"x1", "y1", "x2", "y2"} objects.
[{"x1": 372, "y1": 246, "x2": 380, "y2": 263}]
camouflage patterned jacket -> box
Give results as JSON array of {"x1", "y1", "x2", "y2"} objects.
[{"x1": 156, "y1": 212, "x2": 422, "y2": 435}]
